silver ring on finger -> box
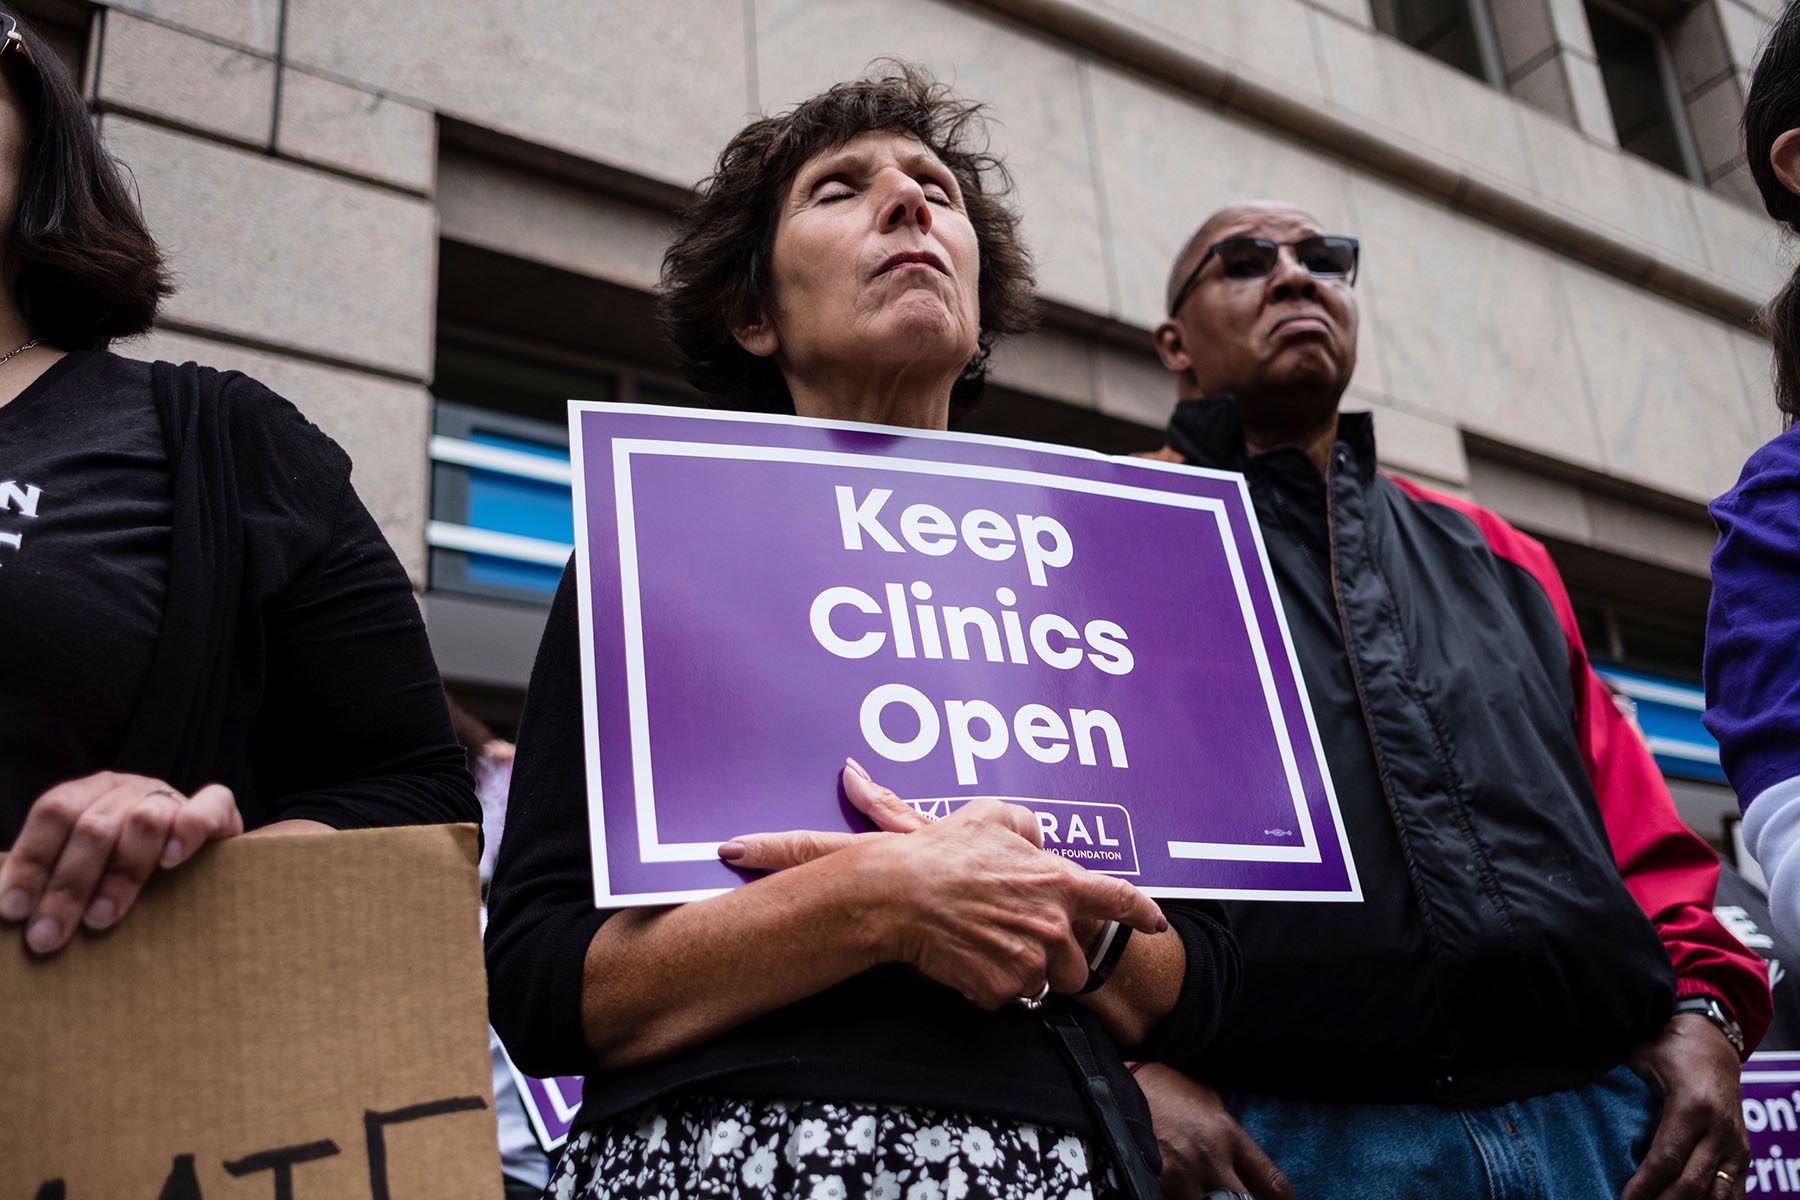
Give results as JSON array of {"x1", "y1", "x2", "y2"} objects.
[
  {"x1": 1014, "y1": 981, "x2": 1051, "y2": 1011},
  {"x1": 143, "y1": 785, "x2": 185, "y2": 802}
]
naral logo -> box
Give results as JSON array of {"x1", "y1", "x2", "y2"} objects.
[{"x1": 910, "y1": 797, "x2": 1139, "y2": 876}]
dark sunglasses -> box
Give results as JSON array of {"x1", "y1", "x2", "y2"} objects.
[{"x1": 1169, "y1": 234, "x2": 1360, "y2": 314}]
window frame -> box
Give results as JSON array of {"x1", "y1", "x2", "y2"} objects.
[
  {"x1": 1583, "y1": 0, "x2": 1707, "y2": 183},
  {"x1": 1371, "y1": 0, "x2": 1509, "y2": 89},
  {"x1": 427, "y1": 337, "x2": 700, "y2": 608}
]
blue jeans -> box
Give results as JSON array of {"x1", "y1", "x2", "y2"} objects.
[{"x1": 1225, "y1": 1065, "x2": 1660, "y2": 1200}]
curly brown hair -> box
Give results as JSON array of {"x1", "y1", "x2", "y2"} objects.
[{"x1": 659, "y1": 62, "x2": 1037, "y2": 419}]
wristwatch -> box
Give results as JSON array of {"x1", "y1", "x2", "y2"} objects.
[{"x1": 1673, "y1": 995, "x2": 1747, "y2": 1057}]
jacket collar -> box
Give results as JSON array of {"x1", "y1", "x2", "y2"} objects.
[{"x1": 1167, "y1": 394, "x2": 1378, "y2": 485}]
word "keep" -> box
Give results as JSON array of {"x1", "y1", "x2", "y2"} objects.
[{"x1": 836, "y1": 486, "x2": 1072, "y2": 587}]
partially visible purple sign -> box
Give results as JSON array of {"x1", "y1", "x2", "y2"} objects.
[
  {"x1": 570, "y1": 405, "x2": 1359, "y2": 906},
  {"x1": 1745, "y1": 1053, "x2": 1800, "y2": 1194},
  {"x1": 506, "y1": 1061, "x2": 584, "y2": 1154}
]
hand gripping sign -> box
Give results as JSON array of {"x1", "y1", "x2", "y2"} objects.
[{"x1": 570, "y1": 405, "x2": 1360, "y2": 906}]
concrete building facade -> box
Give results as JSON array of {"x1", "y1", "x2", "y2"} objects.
[{"x1": 32, "y1": 0, "x2": 1793, "y2": 844}]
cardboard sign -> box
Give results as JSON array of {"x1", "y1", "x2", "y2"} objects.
[
  {"x1": 570, "y1": 404, "x2": 1358, "y2": 906},
  {"x1": 0, "y1": 825, "x2": 500, "y2": 1197},
  {"x1": 1745, "y1": 1052, "x2": 1800, "y2": 1194}
]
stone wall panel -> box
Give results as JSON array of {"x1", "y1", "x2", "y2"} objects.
[
  {"x1": 282, "y1": 0, "x2": 748, "y2": 190},
  {"x1": 754, "y1": 0, "x2": 1111, "y2": 314},
  {"x1": 103, "y1": 116, "x2": 437, "y2": 380}
]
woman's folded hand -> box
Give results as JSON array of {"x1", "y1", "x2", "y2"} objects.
[{"x1": 721, "y1": 760, "x2": 1166, "y2": 1009}]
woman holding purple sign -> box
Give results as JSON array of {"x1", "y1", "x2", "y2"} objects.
[{"x1": 485, "y1": 65, "x2": 1239, "y2": 1200}]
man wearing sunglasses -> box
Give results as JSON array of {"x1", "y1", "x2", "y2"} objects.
[{"x1": 1135, "y1": 202, "x2": 1771, "y2": 1200}]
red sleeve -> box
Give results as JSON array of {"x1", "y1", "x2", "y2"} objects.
[{"x1": 1390, "y1": 476, "x2": 1772, "y2": 1054}]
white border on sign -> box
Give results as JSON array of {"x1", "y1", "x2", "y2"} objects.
[
  {"x1": 499, "y1": 1043, "x2": 580, "y2": 1154},
  {"x1": 569, "y1": 403, "x2": 1361, "y2": 906},
  {"x1": 1744, "y1": 1049, "x2": 1800, "y2": 1083}
]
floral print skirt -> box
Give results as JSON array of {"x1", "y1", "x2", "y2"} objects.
[{"x1": 544, "y1": 1095, "x2": 1126, "y2": 1200}]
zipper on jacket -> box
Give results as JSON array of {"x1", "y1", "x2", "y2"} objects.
[{"x1": 1321, "y1": 446, "x2": 1460, "y2": 1070}]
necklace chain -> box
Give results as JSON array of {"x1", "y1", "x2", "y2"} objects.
[{"x1": 0, "y1": 337, "x2": 40, "y2": 367}]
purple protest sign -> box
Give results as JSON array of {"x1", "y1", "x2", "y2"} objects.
[
  {"x1": 506, "y1": 1062, "x2": 584, "y2": 1154},
  {"x1": 569, "y1": 404, "x2": 1359, "y2": 906},
  {"x1": 1743, "y1": 1052, "x2": 1800, "y2": 1194}
]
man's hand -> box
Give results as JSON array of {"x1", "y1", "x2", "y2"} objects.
[
  {"x1": 1621, "y1": 1013, "x2": 1748, "y2": 1200},
  {"x1": 1134, "y1": 1062, "x2": 1294, "y2": 1200}
]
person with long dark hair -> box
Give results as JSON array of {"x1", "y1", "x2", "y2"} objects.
[
  {"x1": 0, "y1": 8, "x2": 477, "y2": 954},
  {"x1": 1706, "y1": 0, "x2": 1800, "y2": 949}
]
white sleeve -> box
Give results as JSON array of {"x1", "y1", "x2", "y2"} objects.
[{"x1": 1744, "y1": 774, "x2": 1800, "y2": 946}]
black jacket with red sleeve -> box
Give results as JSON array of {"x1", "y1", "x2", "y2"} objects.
[{"x1": 1163, "y1": 397, "x2": 1770, "y2": 1104}]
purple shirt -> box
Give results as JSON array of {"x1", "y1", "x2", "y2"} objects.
[
  {"x1": 1708, "y1": 422, "x2": 1800, "y2": 807},
  {"x1": 1707, "y1": 421, "x2": 1800, "y2": 938}
]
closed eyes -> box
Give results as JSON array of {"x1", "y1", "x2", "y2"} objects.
[{"x1": 809, "y1": 175, "x2": 956, "y2": 206}]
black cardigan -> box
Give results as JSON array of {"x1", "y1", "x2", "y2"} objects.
[
  {"x1": 485, "y1": 562, "x2": 1240, "y2": 1166},
  {"x1": 111, "y1": 356, "x2": 475, "y2": 831}
]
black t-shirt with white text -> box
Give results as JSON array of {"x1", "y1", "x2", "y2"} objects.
[{"x1": 0, "y1": 352, "x2": 173, "y2": 839}]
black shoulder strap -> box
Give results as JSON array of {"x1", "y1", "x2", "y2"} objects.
[
  {"x1": 113, "y1": 361, "x2": 243, "y2": 792},
  {"x1": 1041, "y1": 1004, "x2": 1163, "y2": 1200}
]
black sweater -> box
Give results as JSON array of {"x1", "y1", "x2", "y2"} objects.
[
  {"x1": 485, "y1": 562, "x2": 1240, "y2": 1165},
  {"x1": 0, "y1": 352, "x2": 475, "y2": 839}
]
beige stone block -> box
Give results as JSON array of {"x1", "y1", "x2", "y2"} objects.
[
  {"x1": 1719, "y1": 0, "x2": 1771, "y2": 70},
  {"x1": 1690, "y1": 184, "x2": 1794, "y2": 299},
  {"x1": 1560, "y1": 259, "x2": 1772, "y2": 501},
  {"x1": 123, "y1": 328, "x2": 432, "y2": 583},
  {"x1": 437, "y1": 150, "x2": 671, "y2": 291},
  {"x1": 1666, "y1": 5, "x2": 1734, "y2": 98},
  {"x1": 1085, "y1": 67, "x2": 1357, "y2": 332},
  {"x1": 1303, "y1": 0, "x2": 1372, "y2": 28},
  {"x1": 1310, "y1": 12, "x2": 1536, "y2": 192},
  {"x1": 987, "y1": 327, "x2": 1098, "y2": 411},
  {"x1": 1585, "y1": 494, "x2": 1717, "y2": 576},
  {"x1": 1563, "y1": 54, "x2": 1619, "y2": 144},
  {"x1": 753, "y1": 0, "x2": 1110, "y2": 314},
  {"x1": 102, "y1": 116, "x2": 436, "y2": 380},
  {"x1": 1508, "y1": 56, "x2": 1575, "y2": 124},
  {"x1": 1347, "y1": 175, "x2": 1606, "y2": 469},
  {"x1": 1708, "y1": 159, "x2": 1763, "y2": 209},
  {"x1": 1342, "y1": 264, "x2": 1396, "y2": 405},
  {"x1": 1729, "y1": 325, "x2": 1789, "y2": 449},
  {"x1": 97, "y1": 10, "x2": 273, "y2": 144},
  {"x1": 1518, "y1": 105, "x2": 1709, "y2": 268},
  {"x1": 283, "y1": 0, "x2": 749, "y2": 191},
  {"x1": 1728, "y1": 0, "x2": 1784, "y2": 22},
  {"x1": 1544, "y1": 0, "x2": 1597, "y2": 59},
  {"x1": 276, "y1": 69, "x2": 435, "y2": 194},
  {"x1": 104, "y1": 0, "x2": 282, "y2": 54},
  {"x1": 1092, "y1": 342, "x2": 1175, "y2": 429},
  {"x1": 1348, "y1": 392, "x2": 1469, "y2": 485},
  {"x1": 1083, "y1": 0, "x2": 1324, "y2": 98},
  {"x1": 1465, "y1": 455, "x2": 1593, "y2": 544},
  {"x1": 1490, "y1": 0, "x2": 1556, "y2": 74},
  {"x1": 1684, "y1": 74, "x2": 1746, "y2": 177}
]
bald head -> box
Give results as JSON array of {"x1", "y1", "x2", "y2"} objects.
[{"x1": 1165, "y1": 200, "x2": 1326, "y2": 311}]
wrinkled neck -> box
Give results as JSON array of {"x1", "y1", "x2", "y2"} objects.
[{"x1": 784, "y1": 360, "x2": 959, "y2": 431}]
